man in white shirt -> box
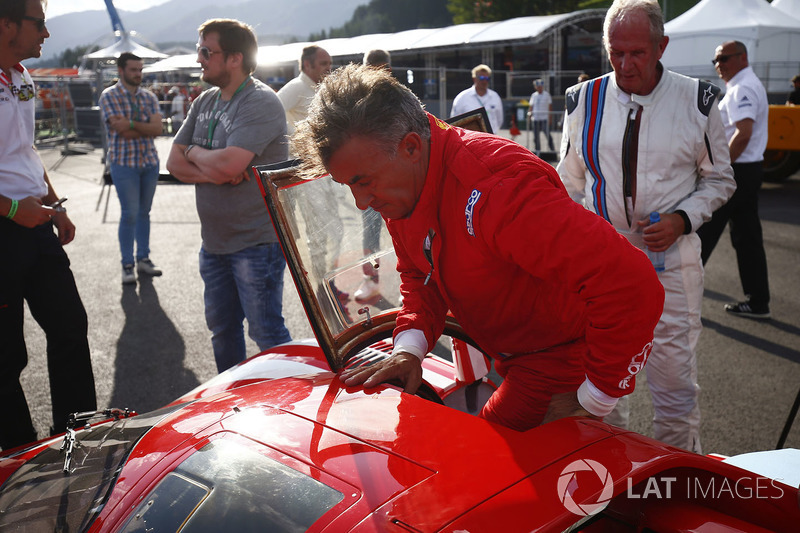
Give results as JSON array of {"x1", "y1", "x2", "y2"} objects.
[
  {"x1": 170, "y1": 86, "x2": 186, "y2": 133},
  {"x1": 450, "y1": 64, "x2": 503, "y2": 134},
  {"x1": 1, "y1": 0, "x2": 96, "y2": 450},
  {"x1": 277, "y1": 45, "x2": 331, "y2": 135},
  {"x1": 276, "y1": 44, "x2": 343, "y2": 299},
  {"x1": 698, "y1": 40, "x2": 770, "y2": 319},
  {"x1": 527, "y1": 78, "x2": 555, "y2": 152}
]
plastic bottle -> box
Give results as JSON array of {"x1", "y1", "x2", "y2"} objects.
[{"x1": 647, "y1": 212, "x2": 665, "y2": 272}]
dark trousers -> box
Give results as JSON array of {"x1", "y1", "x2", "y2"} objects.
[
  {"x1": 0, "y1": 218, "x2": 96, "y2": 450},
  {"x1": 533, "y1": 119, "x2": 555, "y2": 152},
  {"x1": 697, "y1": 161, "x2": 770, "y2": 308}
]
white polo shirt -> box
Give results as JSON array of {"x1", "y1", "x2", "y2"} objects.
[
  {"x1": 0, "y1": 64, "x2": 47, "y2": 199},
  {"x1": 276, "y1": 71, "x2": 316, "y2": 135},
  {"x1": 529, "y1": 89, "x2": 552, "y2": 121},
  {"x1": 450, "y1": 86, "x2": 504, "y2": 134},
  {"x1": 719, "y1": 66, "x2": 768, "y2": 163}
]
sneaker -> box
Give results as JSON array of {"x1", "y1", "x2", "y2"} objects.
[
  {"x1": 122, "y1": 264, "x2": 136, "y2": 285},
  {"x1": 136, "y1": 258, "x2": 162, "y2": 277},
  {"x1": 354, "y1": 276, "x2": 381, "y2": 304},
  {"x1": 724, "y1": 301, "x2": 771, "y2": 320}
]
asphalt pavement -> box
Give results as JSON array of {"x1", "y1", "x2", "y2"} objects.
[{"x1": 16, "y1": 134, "x2": 800, "y2": 457}]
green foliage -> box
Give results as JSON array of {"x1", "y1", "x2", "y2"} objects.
[
  {"x1": 308, "y1": 0, "x2": 703, "y2": 41},
  {"x1": 577, "y1": 0, "x2": 701, "y2": 21},
  {"x1": 309, "y1": 0, "x2": 452, "y2": 40},
  {"x1": 448, "y1": 0, "x2": 701, "y2": 24},
  {"x1": 447, "y1": 0, "x2": 584, "y2": 24},
  {"x1": 59, "y1": 45, "x2": 98, "y2": 68}
]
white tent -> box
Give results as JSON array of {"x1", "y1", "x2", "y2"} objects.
[
  {"x1": 142, "y1": 53, "x2": 196, "y2": 74},
  {"x1": 84, "y1": 32, "x2": 167, "y2": 62},
  {"x1": 662, "y1": 0, "x2": 800, "y2": 91},
  {"x1": 772, "y1": 0, "x2": 800, "y2": 19}
]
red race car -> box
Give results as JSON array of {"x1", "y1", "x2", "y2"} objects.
[{"x1": 2, "y1": 117, "x2": 799, "y2": 531}]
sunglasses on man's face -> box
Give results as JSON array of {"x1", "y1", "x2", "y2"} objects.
[
  {"x1": 196, "y1": 46, "x2": 223, "y2": 61},
  {"x1": 22, "y1": 15, "x2": 46, "y2": 32},
  {"x1": 477, "y1": 75, "x2": 491, "y2": 81},
  {"x1": 711, "y1": 53, "x2": 741, "y2": 65}
]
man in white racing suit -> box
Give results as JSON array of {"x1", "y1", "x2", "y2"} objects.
[{"x1": 557, "y1": 0, "x2": 735, "y2": 453}]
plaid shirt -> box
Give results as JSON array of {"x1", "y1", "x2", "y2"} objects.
[{"x1": 99, "y1": 82, "x2": 160, "y2": 167}]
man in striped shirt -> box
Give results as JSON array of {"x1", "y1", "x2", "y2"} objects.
[{"x1": 99, "y1": 52, "x2": 163, "y2": 284}]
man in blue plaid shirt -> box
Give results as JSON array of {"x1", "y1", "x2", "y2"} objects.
[{"x1": 99, "y1": 52, "x2": 163, "y2": 284}]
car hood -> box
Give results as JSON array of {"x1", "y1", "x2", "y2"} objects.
[{"x1": 96, "y1": 372, "x2": 623, "y2": 531}]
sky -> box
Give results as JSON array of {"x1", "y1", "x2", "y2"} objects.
[{"x1": 46, "y1": 0, "x2": 170, "y2": 19}]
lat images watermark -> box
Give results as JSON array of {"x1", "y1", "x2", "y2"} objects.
[
  {"x1": 558, "y1": 459, "x2": 787, "y2": 517},
  {"x1": 557, "y1": 459, "x2": 614, "y2": 517},
  {"x1": 625, "y1": 474, "x2": 786, "y2": 500}
]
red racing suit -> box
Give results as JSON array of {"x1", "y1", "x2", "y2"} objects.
[{"x1": 386, "y1": 114, "x2": 664, "y2": 430}]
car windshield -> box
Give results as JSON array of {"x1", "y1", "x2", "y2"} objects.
[
  {"x1": 259, "y1": 166, "x2": 404, "y2": 370},
  {"x1": 0, "y1": 404, "x2": 184, "y2": 532},
  {"x1": 119, "y1": 437, "x2": 346, "y2": 533}
]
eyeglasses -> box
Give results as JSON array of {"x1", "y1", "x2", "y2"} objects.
[
  {"x1": 22, "y1": 15, "x2": 46, "y2": 32},
  {"x1": 477, "y1": 75, "x2": 491, "y2": 81},
  {"x1": 196, "y1": 46, "x2": 223, "y2": 61},
  {"x1": 711, "y1": 53, "x2": 742, "y2": 65}
]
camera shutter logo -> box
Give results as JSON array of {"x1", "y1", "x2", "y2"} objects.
[{"x1": 557, "y1": 459, "x2": 614, "y2": 516}]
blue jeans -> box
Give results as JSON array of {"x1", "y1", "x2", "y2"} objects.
[
  {"x1": 533, "y1": 119, "x2": 555, "y2": 151},
  {"x1": 110, "y1": 163, "x2": 159, "y2": 266},
  {"x1": 199, "y1": 243, "x2": 292, "y2": 372}
]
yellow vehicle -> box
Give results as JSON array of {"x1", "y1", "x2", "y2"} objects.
[{"x1": 764, "y1": 104, "x2": 800, "y2": 182}]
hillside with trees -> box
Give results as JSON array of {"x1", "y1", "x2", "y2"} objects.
[{"x1": 312, "y1": 0, "x2": 702, "y2": 40}]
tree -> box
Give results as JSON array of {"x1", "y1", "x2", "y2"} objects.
[
  {"x1": 447, "y1": 0, "x2": 584, "y2": 24},
  {"x1": 310, "y1": 0, "x2": 452, "y2": 40},
  {"x1": 59, "y1": 45, "x2": 98, "y2": 68}
]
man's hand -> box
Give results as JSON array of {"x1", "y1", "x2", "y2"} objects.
[
  {"x1": 339, "y1": 351, "x2": 423, "y2": 394},
  {"x1": 107, "y1": 115, "x2": 132, "y2": 133},
  {"x1": 51, "y1": 211, "x2": 76, "y2": 245},
  {"x1": 638, "y1": 212, "x2": 684, "y2": 252},
  {"x1": 11, "y1": 196, "x2": 51, "y2": 228},
  {"x1": 542, "y1": 391, "x2": 598, "y2": 425}
]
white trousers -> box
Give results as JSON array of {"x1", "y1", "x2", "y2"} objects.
[{"x1": 605, "y1": 233, "x2": 703, "y2": 454}]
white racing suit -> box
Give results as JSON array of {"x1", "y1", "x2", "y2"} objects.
[{"x1": 557, "y1": 67, "x2": 735, "y2": 453}]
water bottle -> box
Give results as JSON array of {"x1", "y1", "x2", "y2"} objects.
[{"x1": 647, "y1": 212, "x2": 665, "y2": 272}]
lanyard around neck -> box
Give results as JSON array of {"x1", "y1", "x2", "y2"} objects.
[
  {"x1": 206, "y1": 77, "x2": 251, "y2": 147},
  {"x1": 127, "y1": 90, "x2": 140, "y2": 121}
]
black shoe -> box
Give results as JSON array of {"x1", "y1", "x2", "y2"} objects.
[{"x1": 724, "y1": 301, "x2": 771, "y2": 320}]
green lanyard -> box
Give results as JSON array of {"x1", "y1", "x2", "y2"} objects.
[
  {"x1": 127, "y1": 87, "x2": 141, "y2": 121},
  {"x1": 206, "y1": 77, "x2": 251, "y2": 147}
]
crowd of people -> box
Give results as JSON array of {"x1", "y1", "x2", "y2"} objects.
[{"x1": 1, "y1": 0, "x2": 793, "y2": 455}]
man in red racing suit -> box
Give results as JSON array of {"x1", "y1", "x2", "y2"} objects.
[{"x1": 293, "y1": 64, "x2": 664, "y2": 431}]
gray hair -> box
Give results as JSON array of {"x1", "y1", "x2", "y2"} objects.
[
  {"x1": 603, "y1": 0, "x2": 664, "y2": 51},
  {"x1": 292, "y1": 63, "x2": 430, "y2": 178}
]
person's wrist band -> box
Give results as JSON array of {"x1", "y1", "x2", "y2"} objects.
[
  {"x1": 129, "y1": 119, "x2": 134, "y2": 130},
  {"x1": 6, "y1": 199, "x2": 18, "y2": 220},
  {"x1": 184, "y1": 144, "x2": 195, "y2": 158}
]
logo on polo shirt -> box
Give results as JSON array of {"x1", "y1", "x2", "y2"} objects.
[{"x1": 739, "y1": 95, "x2": 752, "y2": 108}]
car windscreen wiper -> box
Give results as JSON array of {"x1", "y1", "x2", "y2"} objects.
[{"x1": 60, "y1": 408, "x2": 134, "y2": 474}]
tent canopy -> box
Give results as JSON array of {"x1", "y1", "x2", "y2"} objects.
[
  {"x1": 142, "y1": 53, "x2": 197, "y2": 73},
  {"x1": 84, "y1": 32, "x2": 167, "y2": 61},
  {"x1": 253, "y1": 9, "x2": 603, "y2": 67},
  {"x1": 662, "y1": 0, "x2": 800, "y2": 89},
  {"x1": 771, "y1": 0, "x2": 800, "y2": 19}
]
